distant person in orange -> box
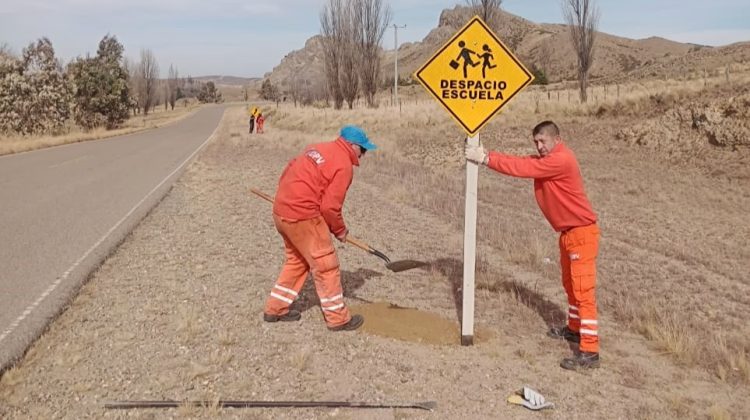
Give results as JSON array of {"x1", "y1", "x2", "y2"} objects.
[
  {"x1": 465, "y1": 121, "x2": 601, "y2": 370},
  {"x1": 263, "y1": 125, "x2": 377, "y2": 331},
  {"x1": 256, "y1": 112, "x2": 265, "y2": 134}
]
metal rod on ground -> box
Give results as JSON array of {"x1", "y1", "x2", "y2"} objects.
[
  {"x1": 462, "y1": 134, "x2": 479, "y2": 346},
  {"x1": 105, "y1": 400, "x2": 437, "y2": 411}
]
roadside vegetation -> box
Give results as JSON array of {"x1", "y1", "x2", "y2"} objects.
[{"x1": 0, "y1": 35, "x2": 222, "y2": 155}]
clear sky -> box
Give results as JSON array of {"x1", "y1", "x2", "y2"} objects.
[{"x1": 1, "y1": 0, "x2": 748, "y2": 78}]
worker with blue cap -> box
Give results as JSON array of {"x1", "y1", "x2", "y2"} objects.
[{"x1": 264, "y1": 125, "x2": 376, "y2": 331}]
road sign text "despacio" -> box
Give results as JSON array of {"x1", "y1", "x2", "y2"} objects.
[{"x1": 440, "y1": 79, "x2": 507, "y2": 100}]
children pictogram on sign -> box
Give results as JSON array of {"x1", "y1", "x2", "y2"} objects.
[
  {"x1": 450, "y1": 40, "x2": 498, "y2": 79},
  {"x1": 451, "y1": 40, "x2": 479, "y2": 78},
  {"x1": 478, "y1": 44, "x2": 497, "y2": 78}
]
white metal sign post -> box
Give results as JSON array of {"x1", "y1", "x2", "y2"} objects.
[
  {"x1": 414, "y1": 17, "x2": 534, "y2": 345},
  {"x1": 461, "y1": 134, "x2": 480, "y2": 346}
]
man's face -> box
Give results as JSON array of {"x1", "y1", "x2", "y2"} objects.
[
  {"x1": 533, "y1": 132, "x2": 560, "y2": 157},
  {"x1": 351, "y1": 143, "x2": 365, "y2": 158}
]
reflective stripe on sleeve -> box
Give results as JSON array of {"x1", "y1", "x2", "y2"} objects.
[
  {"x1": 568, "y1": 313, "x2": 580, "y2": 319},
  {"x1": 581, "y1": 319, "x2": 598, "y2": 325},
  {"x1": 580, "y1": 328, "x2": 598, "y2": 336}
]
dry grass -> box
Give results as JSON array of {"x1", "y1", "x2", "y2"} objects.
[
  {"x1": 394, "y1": 62, "x2": 750, "y2": 119},
  {"x1": 0, "y1": 367, "x2": 22, "y2": 389},
  {"x1": 208, "y1": 349, "x2": 234, "y2": 368},
  {"x1": 264, "y1": 70, "x2": 750, "y2": 389},
  {"x1": 709, "y1": 404, "x2": 732, "y2": 420},
  {"x1": 217, "y1": 329, "x2": 236, "y2": 347},
  {"x1": 187, "y1": 361, "x2": 212, "y2": 381},
  {"x1": 176, "y1": 306, "x2": 202, "y2": 343},
  {"x1": 290, "y1": 347, "x2": 312, "y2": 372},
  {"x1": 0, "y1": 100, "x2": 202, "y2": 156},
  {"x1": 177, "y1": 399, "x2": 199, "y2": 417},
  {"x1": 666, "y1": 394, "x2": 692, "y2": 418},
  {"x1": 514, "y1": 348, "x2": 536, "y2": 366}
]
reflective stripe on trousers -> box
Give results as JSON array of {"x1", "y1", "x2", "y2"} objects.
[
  {"x1": 560, "y1": 223, "x2": 600, "y2": 353},
  {"x1": 264, "y1": 215, "x2": 351, "y2": 328}
]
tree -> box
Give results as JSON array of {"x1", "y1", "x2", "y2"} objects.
[
  {"x1": 0, "y1": 43, "x2": 14, "y2": 57},
  {"x1": 68, "y1": 35, "x2": 130, "y2": 130},
  {"x1": 197, "y1": 81, "x2": 222, "y2": 103},
  {"x1": 0, "y1": 37, "x2": 70, "y2": 134},
  {"x1": 356, "y1": 0, "x2": 391, "y2": 108},
  {"x1": 320, "y1": 0, "x2": 346, "y2": 109},
  {"x1": 563, "y1": 0, "x2": 599, "y2": 103},
  {"x1": 465, "y1": 0, "x2": 503, "y2": 29},
  {"x1": 529, "y1": 65, "x2": 548, "y2": 85},
  {"x1": 260, "y1": 79, "x2": 279, "y2": 101},
  {"x1": 137, "y1": 49, "x2": 159, "y2": 114},
  {"x1": 167, "y1": 64, "x2": 178, "y2": 110},
  {"x1": 338, "y1": 2, "x2": 360, "y2": 109},
  {"x1": 0, "y1": 48, "x2": 26, "y2": 133},
  {"x1": 123, "y1": 57, "x2": 141, "y2": 115}
]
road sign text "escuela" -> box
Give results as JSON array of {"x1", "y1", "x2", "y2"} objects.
[{"x1": 440, "y1": 79, "x2": 507, "y2": 100}]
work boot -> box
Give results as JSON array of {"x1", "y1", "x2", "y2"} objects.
[
  {"x1": 328, "y1": 314, "x2": 364, "y2": 332},
  {"x1": 547, "y1": 326, "x2": 580, "y2": 343},
  {"x1": 263, "y1": 309, "x2": 301, "y2": 323},
  {"x1": 560, "y1": 351, "x2": 600, "y2": 370}
]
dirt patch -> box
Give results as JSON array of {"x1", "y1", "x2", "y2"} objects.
[{"x1": 351, "y1": 302, "x2": 492, "y2": 346}]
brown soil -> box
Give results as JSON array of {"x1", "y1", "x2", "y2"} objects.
[
  {"x1": 0, "y1": 103, "x2": 748, "y2": 419},
  {"x1": 351, "y1": 302, "x2": 493, "y2": 346}
]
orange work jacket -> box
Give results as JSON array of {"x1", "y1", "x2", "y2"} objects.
[
  {"x1": 486, "y1": 142, "x2": 597, "y2": 232},
  {"x1": 273, "y1": 137, "x2": 359, "y2": 237}
]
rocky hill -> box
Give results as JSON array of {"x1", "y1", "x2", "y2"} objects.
[
  {"x1": 195, "y1": 75, "x2": 260, "y2": 86},
  {"x1": 259, "y1": 5, "x2": 750, "y2": 92}
]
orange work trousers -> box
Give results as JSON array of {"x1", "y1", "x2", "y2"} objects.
[
  {"x1": 264, "y1": 214, "x2": 351, "y2": 328},
  {"x1": 559, "y1": 223, "x2": 600, "y2": 353}
]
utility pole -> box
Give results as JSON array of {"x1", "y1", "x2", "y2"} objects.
[{"x1": 393, "y1": 24, "x2": 406, "y2": 107}]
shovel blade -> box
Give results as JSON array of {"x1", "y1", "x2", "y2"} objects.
[{"x1": 386, "y1": 260, "x2": 428, "y2": 273}]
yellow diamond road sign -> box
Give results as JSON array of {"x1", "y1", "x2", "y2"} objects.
[{"x1": 415, "y1": 16, "x2": 534, "y2": 136}]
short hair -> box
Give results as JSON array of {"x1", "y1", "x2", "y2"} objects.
[{"x1": 532, "y1": 120, "x2": 560, "y2": 137}]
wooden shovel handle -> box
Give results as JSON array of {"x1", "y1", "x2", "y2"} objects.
[
  {"x1": 250, "y1": 188, "x2": 372, "y2": 249},
  {"x1": 249, "y1": 188, "x2": 274, "y2": 204},
  {"x1": 344, "y1": 236, "x2": 373, "y2": 252},
  {"x1": 250, "y1": 188, "x2": 373, "y2": 251}
]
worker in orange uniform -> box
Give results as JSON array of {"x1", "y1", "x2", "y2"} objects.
[
  {"x1": 465, "y1": 120, "x2": 600, "y2": 370},
  {"x1": 263, "y1": 125, "x2": 377, "y2": 331},
  {"x1": 256, "y1": 112, "x2": 265, "y2": 133}
]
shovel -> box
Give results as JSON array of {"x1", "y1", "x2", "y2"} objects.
[{"x1": 249, "y1": 188, "x2": 426, "y2": 273}]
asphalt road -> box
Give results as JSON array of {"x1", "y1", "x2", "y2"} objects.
[{"x1": 0, "y1": 105, "x2": 226, "y2": 371}]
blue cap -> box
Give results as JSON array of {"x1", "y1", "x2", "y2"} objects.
[{"x1": 340, "y1": 125, "x2": 377, "y2": 150}]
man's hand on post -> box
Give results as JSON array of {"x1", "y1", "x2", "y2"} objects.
[
  {"x1": 465, "y1": 143, "x2": 488, "y2": 165},
  {"x1": 335, "y1": 230, "x2": 348, "y2": 243}
]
